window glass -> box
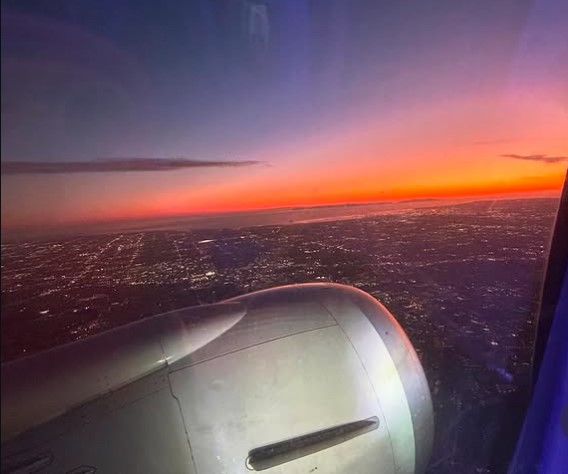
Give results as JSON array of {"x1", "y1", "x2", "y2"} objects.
[{"x1": 2, "y1": 1, "x2": 566, "y2": 472}]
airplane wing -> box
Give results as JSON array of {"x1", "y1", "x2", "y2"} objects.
[{"x1": 1, "y1": 283, "x2": 433, "y2": 474}]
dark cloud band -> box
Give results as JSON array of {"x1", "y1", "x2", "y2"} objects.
[
  {"x1": 1, "y1": 158, "x2": 261, "y2": 175},
  {"x1": 501, "y1": 154, "x2": 568, "y2": 164}
]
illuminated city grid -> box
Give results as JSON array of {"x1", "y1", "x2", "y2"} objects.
[{"x1": 1, "y1": 198, "x2": 557, "y2": 473}]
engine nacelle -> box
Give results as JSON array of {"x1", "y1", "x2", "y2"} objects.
[{"x1": 2, "y1": 283, "x2": 433, "y2": 474}]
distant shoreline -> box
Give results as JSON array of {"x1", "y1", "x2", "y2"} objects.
[{"x1": 1, "y1": 194, "x2": 560, "y2": 243}]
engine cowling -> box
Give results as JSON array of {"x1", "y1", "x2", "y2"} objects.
[{"x1": 2, "y1": 283, "x2": 433, "y2": 474}]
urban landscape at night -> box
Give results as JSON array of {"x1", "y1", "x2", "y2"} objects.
[{"x1": 1, "y1": 197, "x2": 558, "y2": 473}]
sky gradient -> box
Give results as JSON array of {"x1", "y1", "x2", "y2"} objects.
[{"x1": 1, "y1": 0, "x2": 567, "y2": 231}]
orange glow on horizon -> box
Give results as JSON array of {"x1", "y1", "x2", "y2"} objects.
[
  {"x1": 2, "y1": 91, "x2": 566, "y2": 232},
  {"x1": 177, "y1": 170, "x2": 565, "y2": 213},
  {"x1": 2, "y1": 165, "x2": 564, "y2": 231}
]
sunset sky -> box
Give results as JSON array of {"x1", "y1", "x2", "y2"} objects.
[{"x1": 1, "y1": 0, "x2": 567, "y2": 231}]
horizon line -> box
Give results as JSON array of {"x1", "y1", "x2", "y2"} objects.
[{"x1": 1, "y1": 188, "x2": 561, "y2": 240}]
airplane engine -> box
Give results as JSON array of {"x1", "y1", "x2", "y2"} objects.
[{"x1": 2, "y1": 283, "x2": 433, "y2": 474}]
